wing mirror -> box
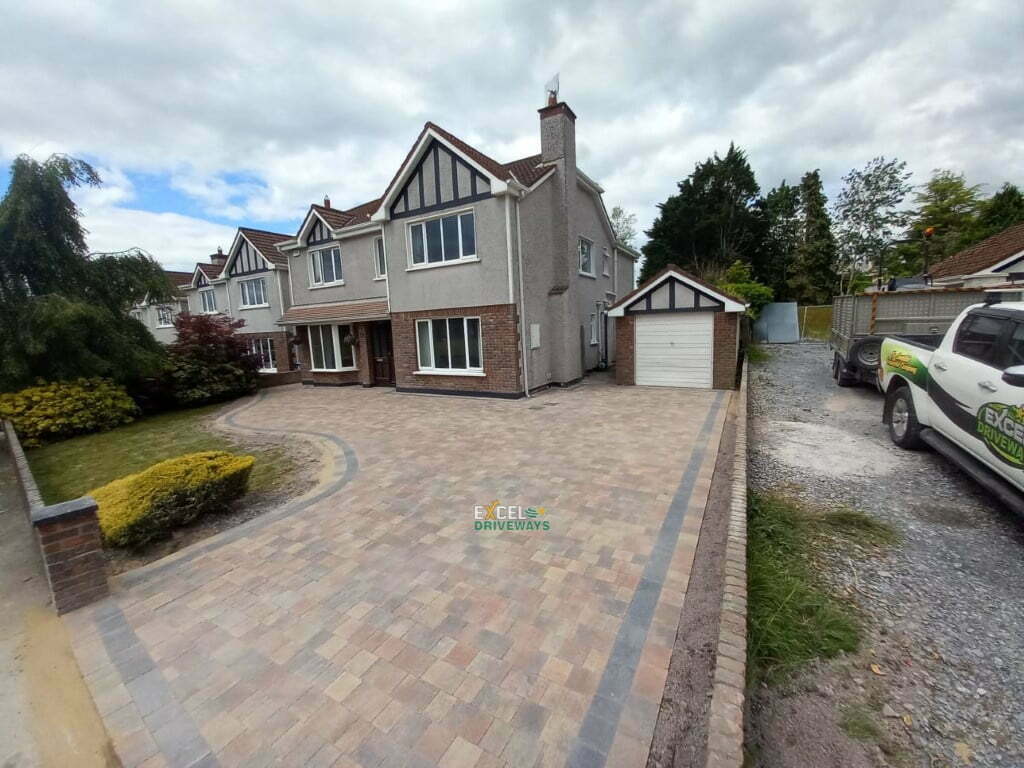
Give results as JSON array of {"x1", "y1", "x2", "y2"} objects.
[{"x1": 1002, "y1": 365, "x2": 1024, "y2": 387}]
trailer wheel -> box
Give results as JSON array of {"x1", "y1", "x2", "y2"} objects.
[
  {"x1": 855, "y1": 339, "x2": 882, "y2": 369},
  {"x1": 834, "y1": 354, "x2": 857, "y2": 387},
  {"x1": 886, "y1": 386, "x2": 922, "y2": 449}
]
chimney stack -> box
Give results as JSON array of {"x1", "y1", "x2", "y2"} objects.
[
  {"x1": 211, "y1": 245, "x2": 227, "y2": 266},
  {"x1": 323, "y1": 195, "x2": 331, "y2": 209}
]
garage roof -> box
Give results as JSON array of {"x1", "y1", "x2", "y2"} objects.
[
  {"x1": 278, "y1": 298, "x2": 390, "y2": 325},
  {"x1": 608, "y1": 264, "x2": 747, "y2": 316}
]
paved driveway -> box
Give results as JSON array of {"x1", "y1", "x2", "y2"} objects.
[{"x1": 66, "y1": 375, "x2": 729, "y2": 768}]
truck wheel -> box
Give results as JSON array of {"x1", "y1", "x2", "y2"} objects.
[
  {"x1": 855, "y1": 339, "x2": 882, "y2": 369},
  {"x1": 887, "y1": 386, "x2": 922, "y2": 449},
  {"x1": 834, "y1": 354, "x2": 857, "y2": 387}
]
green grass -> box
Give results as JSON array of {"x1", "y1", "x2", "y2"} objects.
[
  {"x1": 28, "y1": 403, "x2": 295, "y2": 504},
  {"x1": 839, "y1": 703, "x2": 883, "y2": 742},
  {"x1": 747, "y1": 493, "x2": 897, "y2": 684},
  {"x1": 799, "y1": 304, "x2": 833, "y2": 341},
  {"x1": 745, "y1": 343, "x2": 772, "y2": 363}
]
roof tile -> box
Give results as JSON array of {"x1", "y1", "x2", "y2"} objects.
[
  {"x1": 930, "y1": 222, "x2": 1024, "y2": 278},
  {"x1": 278, "y1": 299, "x2": 389, "y2": 325}
]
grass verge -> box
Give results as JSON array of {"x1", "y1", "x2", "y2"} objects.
[
  {"x1": 28, "y1": 403, "x2": 295, "y2": 504},
  {"x1": 747, "y1": 492, "x2": 896, "y2": 684},
  {"x1": 746, "y1": 343, "x2": 771, "y2": 363}
]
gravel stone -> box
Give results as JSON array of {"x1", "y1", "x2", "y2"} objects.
[{"x1": 748, "y1": 342, "x2": 1024, "y2": 768}]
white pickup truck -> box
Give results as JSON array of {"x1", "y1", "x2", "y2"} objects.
[{"x1": 879, "y1": 301, "x2": 1024, "y2": 512}]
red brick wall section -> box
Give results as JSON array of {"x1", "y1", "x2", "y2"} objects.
[
  {"x1": 356, "y1": 323, "x2": 373, "y2": 387},
  {"x1": 615, "y1": 315, "x2": 635, "y2": 385},
  {"x1": 391, "y1": 304, "x2": 522, "y2": 395},
  {"x1": 35, "y1": 503, "x2": 109, "y2": 614},
  {"x1": 713, "y1": 312, "x2": 739, "y2": 389},
  {"x1": 237, "y1": 330, "x2": 294, "y2": 372},
  {"x1": 293, "y1": 324, "x2": 364, "y2": 386}
]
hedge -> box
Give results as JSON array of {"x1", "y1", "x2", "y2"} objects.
[
  {"x1": 92, "y1": 451, "x2": 255, "y2": 547},
  {"x1": 0, "y1": 378, "x2": 137, "y2": 446}
]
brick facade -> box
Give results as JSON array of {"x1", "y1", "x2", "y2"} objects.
[
  {"x1": 391, "y1": 303, "x2": 522, "y2": 397},
  {"x1": 615, "y1": 315, "x2": 635, "y2": 385},
  {"x1": 293, "y1": 323, "x2": 374, "y2": 386},
  {"x1": 712, "y1": 312, "x2": 739, "y2": 389},
  {"x1": 237, "y1": 330, "x2": 295, "y2": 373},
  {"x1": 34, "y1": 500, "x2": 109, "y2": 614}
]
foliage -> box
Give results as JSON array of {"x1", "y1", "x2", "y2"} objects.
[
  {"x1": 789, "y1": 170, "x2": 839, "y2": 304},
  {"x1": 976, "y1": 183, "x2": 1024, "y2": 240},
  {"x1": 609, "y1": 205, "x2": 639, "y2": 247},
  {"x1": 897, "y1": 169, "x2": 983, "y2": 274},
  {"x1": 756, "y1": 181, "x2": 801, "y2": 299},
  {"x1": 641, "y1": 143, "x2": 766, "y2": 282},
  {"x1": 0, "y1": 378, "x2": 137, "y2": 447},
  {"x1": 0, "y1": 154, "x2": 171, "y2": 391},
  {"x1": 163, "y1": 313, "x2": 260, "y2": 406},
  {"x1": 92, "y1": 451, "x2": 254, "y2": 548},
  {"x1": 719, "y1": 260, "x2": 773, "y2": 318},
  {"x1": 832, "y1": 157, "x2": 913, "y2": 284}
]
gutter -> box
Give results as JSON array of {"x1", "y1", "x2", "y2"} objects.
[
  {"x1": 515, "y1": 195, "x2": 530, "y2": 398},
  {"x1": 505, "y1": 194, "x2": 515, "y2": 304}
]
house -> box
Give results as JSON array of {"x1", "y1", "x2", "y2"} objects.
[
  {"x1": 275, "y1": 95, "x2": 641, "y2": 397},
  {"x1": 608, "y1": 265, "x2": 746, "y2": 389},
  {"x1": 130, "y1": 270, "x2": 192, "y2": 344},
  {"x1": 928, "y1": 222, "x2": 1024, "y2": 288}
]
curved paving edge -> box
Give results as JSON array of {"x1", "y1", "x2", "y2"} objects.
[
  {"x1": 705, "y1": 362, "x2": 749, "y2": 768},
  {"x1": 118, "y1": 388, "x2": 359, "y2": 589}
]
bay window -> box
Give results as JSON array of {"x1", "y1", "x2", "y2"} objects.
[
  {"x1": 308, "y1": 324, "x2": 356, "y2": 371},
  {"x1": 409, "y1": 210, "x2": 476, "y2": 267},
  {"x1": 239, "y1": 277, "x2": 267, "y2": 307},
  {"x1": 200, "y1": 289, "x2": 217, "y2": 313},
  {"x1": 415, "y1": 317, "x2": 482, "y2": 373},
  {"x1": 248, "y1": 337, "x2": 277, "y2": 372},
  {"x1": 310, "y1": 246, "x2": 343, "y2": 286}
]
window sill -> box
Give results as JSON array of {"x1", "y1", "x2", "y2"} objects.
[
  {"x1": 373, "y1": 276, "x2": 387, "y2": 281},
  {"x1": 201, "y1": 311, "x2": 220, "y2": 315},
  {"x1": 413, "y1": 369, "x2": 485, "y2": 377},
  {"x1": 310, "y1": 367, "x2": 358, "y2": 373},
  {"x1": 309, "y1": 281, "x2": 345, "y2": 290},
  {"x1": 406, "y1": 257, "x2": 480, "y2": 272},
  {"x1": 258, "y1": 368, "x2": 278, "y2": 374},
  {"x1": 156, "y1": 325, "x2": 173, "y2": 329},
  {"x1": 239, "y1": 304, "x2": 270, "y2": 310},
  {"x1": 578, "y1": 271, "x2": 597, "y2": 279}
]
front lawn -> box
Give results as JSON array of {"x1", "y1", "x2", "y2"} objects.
[{"x1": 28, "y1": 403, "x2": 295, "y2": 505}]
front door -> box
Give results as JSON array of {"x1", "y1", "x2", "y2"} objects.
[{"x1": 371, "y1": 321, "x2": 395, "y2": 386}]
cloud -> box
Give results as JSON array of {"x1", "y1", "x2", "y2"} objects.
[{"x1": 1, "y1": 0, "x2": 1021, "y2": 254}]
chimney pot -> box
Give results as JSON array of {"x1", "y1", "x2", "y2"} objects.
[{"x1": 323, "y1": 195, "x2": 331, "y2": 209}]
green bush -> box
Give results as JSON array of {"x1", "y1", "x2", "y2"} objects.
[
  {"x1": 0, "y1": 378, "x2": 138, "y2": 446},
  {"x1": 92, "y1": 450, "x2": 255, "y2": 547}
]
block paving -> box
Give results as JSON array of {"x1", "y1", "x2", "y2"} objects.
[{"x1": 64, "y1": 375, "x2": 729, "y2": 767}]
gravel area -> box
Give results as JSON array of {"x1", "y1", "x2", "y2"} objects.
[{"x1": 747, "y1": 342, "x2": 1024, "y2": 768}]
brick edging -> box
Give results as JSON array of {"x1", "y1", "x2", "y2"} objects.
[{"x1": 704, "y1": 361, "x2": 748, "y2": 767}]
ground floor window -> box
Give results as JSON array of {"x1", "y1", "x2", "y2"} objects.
[
  {"x1": 157, "y1": 305, "x2": 173, "y2": 327},
  {"x1": 248, "y1": 337, "x2": 277, "y2": 372},
  {"x1": 308, "y1": 324, "x2": 356, "y2": 371},
  {"x1": 415, "y1": 317, "x2": 482, "y2": 372}
]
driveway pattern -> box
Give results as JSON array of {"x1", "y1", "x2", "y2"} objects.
[{"x1": 65, "y1": 376, "x2": 728, "y2": 768}]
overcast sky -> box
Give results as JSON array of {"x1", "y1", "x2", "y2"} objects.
[{"x1": 1, "y1": 0, "x2": 1021, "y2": 272}]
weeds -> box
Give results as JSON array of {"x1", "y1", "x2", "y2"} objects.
[{"x1": 746, "y1": 343, "x2": 771, "y2": 363}]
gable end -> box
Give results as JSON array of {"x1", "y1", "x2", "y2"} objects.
[
  {"x1": 390, "y1": 138, "x2": 491, "y2": 220},
  {"x1": 306, "y1": 217, "x2": 332, "y2": 246},
  {"x1": 625, "y1": 275, "x2": 725, "y2": 314},
  {"x1": 228, "y1": 237, "x2": 271, "y2": 277}
]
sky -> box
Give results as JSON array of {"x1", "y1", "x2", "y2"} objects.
[{"x1": 1, "y1": 0, "x2": 1022, "y2": 272}]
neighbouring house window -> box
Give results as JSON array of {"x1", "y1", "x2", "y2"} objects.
[
  {"x1": 589, "y1": 313, "x2": 599, "y2": 345},
  {"x1": 373, "y1": 237, "x2": 387, "y2": 278},
  {"x1": 240, "y1": 277, "x2": 267, "y2": 307},
  {"x1": 579, "y1": 237, "x2": 594, "y2": 276},
  {"x1": 200, "y1": 289, "x2": 217, "y2": 313},
  {"x1": 248, "y1": 337, "x2": 277, "y2": 372},
  {"x1": 178, "y1": 299, "x2": 189, "y2": 314},
  {"x1": 157, "y1": 305, "x2": 173, "y2": 327},
  {"x1": 602, "y1": 248, "x2": 610, "y2": 276},
  {"x1": 308, "y1": 324, "x2": 356, "y2": 371},
  {"x1": 409, "y1": 211, "x2": 476, "y2": 266},
  {"x1": 415, "y1": 317, "x2": 482, "y2": 372},
  {"x1": 310, "y1": 246, "x2": 343, "y2": 286}
]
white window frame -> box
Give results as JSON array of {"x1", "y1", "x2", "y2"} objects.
[
  {"x1": 239, "y1": 277, "x2": 268, "y2": 308},
  {"x1": 178, "y1": 299, "x2": 189, "y2": 315},
  {"x1": 156, "y1": 305, "x2": 173, "y2": 327},
  {"x1": 307, "y1": 324, "x2": 357, "y2": 372},
  {"x1": 589, "y1": 313, "x2": 599, "y2": 345},
  {"x1": 200, "y1": 289, "x2": 217, "y2": 314},
  {"x1": 406, "y1": 208, "x2": 478, "y2": 271},
  {"x1": 414, "y1": 317, "x2": 484, "y2": 376},
  {"x1": 602, "y1": 248, "x2": 610, "y2": 277},
  {"x1": 373, "y1": 236, "x2": 387, "y2": 280},
  {"x1": 579, "y1": 237, "x2": 595, "y2": 277},
  {"x1": 248, "y1": 337, "x2": 277, "y2": 373},
  {"x1": 309, "y1": 246, "x2": 344, "y2": 288}
]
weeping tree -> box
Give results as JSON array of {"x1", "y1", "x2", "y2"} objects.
[{"x1": 0, "y1": 154, "x2": 172, "y2": 391}]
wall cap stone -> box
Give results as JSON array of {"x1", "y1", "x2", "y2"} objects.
[{"x1": 31, "y1": 495, "x2": 99, "y2": 526}]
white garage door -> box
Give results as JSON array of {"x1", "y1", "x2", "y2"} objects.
[{"x1": 635, "y1": 313, "x2": 714, "y2": 388}]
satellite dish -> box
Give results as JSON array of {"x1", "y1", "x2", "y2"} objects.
[{"x1": 545, "y1": 73, "x2": 559, "y2": 103}]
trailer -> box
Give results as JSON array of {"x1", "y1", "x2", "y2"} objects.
[{"x1": 829, "y1": 288, "x2": 987, "y2": 386}]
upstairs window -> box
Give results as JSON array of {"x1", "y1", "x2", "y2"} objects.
[
  {"x1": 415, "y1": 317, "x2": 482, "y2": 373},
  {"x1": 200, "y1": 289, "x2": 217, "y2": 313},
  {"x1": 409, "y1": 211, "x2": 476, "y2": 267},
  {"x1": 579, "y1": 237, "x2": 594, "y2": 276},
  {"x1": 240, "y1": 277, "x2": 267, "y2": 307},
  {"x1": 311, "y1": 246, "x2": 343, "y2": 286},
  {"x1": 157, "y1": 305, "x2": 173, "y2": 327},
  {"x1": 374, "y1": 237, "x2": 387, "y2": 278}
]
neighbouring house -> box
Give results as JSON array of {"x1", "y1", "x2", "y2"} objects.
[
  {"x1": 275, "y1": 95, "x2": 640, "y2": 397},
  {"x1": 608, "y1": 265, "x2": 746, "y2": 389},
  {"x1": 928, "y1": 222, "x2": 1024, "y2": 288},
  {"x1": 131, "y1": 270, "x2": 192, "y2": 344}
]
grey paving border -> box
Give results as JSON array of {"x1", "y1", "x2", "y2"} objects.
[
  {"x1": 704, "y1": 362, "x2": 749, "y2": 767},
  {"x1": 568, "y1": 390, "x2": 726, "y2": 768}
]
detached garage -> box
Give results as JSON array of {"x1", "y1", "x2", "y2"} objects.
[{"x1": 608, "y1": 265, "x2": 747, "y2": 390}]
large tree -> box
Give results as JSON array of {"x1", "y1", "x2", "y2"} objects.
[
  {"x1": 898, "y1": 169, "x2": 982, "y2": 273},
  {"x1": 788, "y1": 170, "x2": 839, "y2": 304},
  {"x1": 755, "y1": 181, "x2": 801, "y2": 300},
  {"x1": 976, "y1": 183, "x2": 1024, "y2": 240},
  {"x1": 609, "y1": 205, "x2": 638, "y2": 247},
  {"x1": 641, "y1": 143, "x2": 765, "y2": 282},
  {"x1": 832, "y1": 156, "x2": 913, "y2": 287},
  {"x1": 0, "y1": 155, "x2": 171, "y2": 391}
]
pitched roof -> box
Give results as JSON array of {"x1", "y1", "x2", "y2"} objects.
[
  {"x1": 196, "y1": 263, "x2": 221, "y2": 280},
  {"x1": 309, "y1": 204, "x2": 353, "y2": 230},
  {"x1": 278, "y1": 298, "x2": 389, "y2": 325},
  {"x1": 608, "y1": 264, "x2": 747, "y2": 315},
  {"x1": 500, "y1": 154, "x2": 553, "y2": 187},
  {"x1": 238, "y1": 227, "x2": 291, "y2": 267},
  {"x1": 165, "y1": 270, "x2": 193, "y2": 287},
  {"x1": 930, "y1": 222, "x2": 1024, "y2": 278}
]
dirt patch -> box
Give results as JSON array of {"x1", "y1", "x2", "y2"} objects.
[
  {"x1": 647, "y1": 390, "x2": 738, "y2": 767},
  {"x1": 761, "y1": 421, "x2": 900, "y2": 478}
]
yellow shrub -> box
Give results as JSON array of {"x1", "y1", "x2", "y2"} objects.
[
  {"x1": 92, "y1": 451, "x2": 255, "y2": 547},
  {"x1": 0, "y1": 378, "x2": 137, "y2": 447}
]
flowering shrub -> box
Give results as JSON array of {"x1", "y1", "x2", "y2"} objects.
[{"x1": 0, "y1": 378, "x2": 137, "y2": 446}]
